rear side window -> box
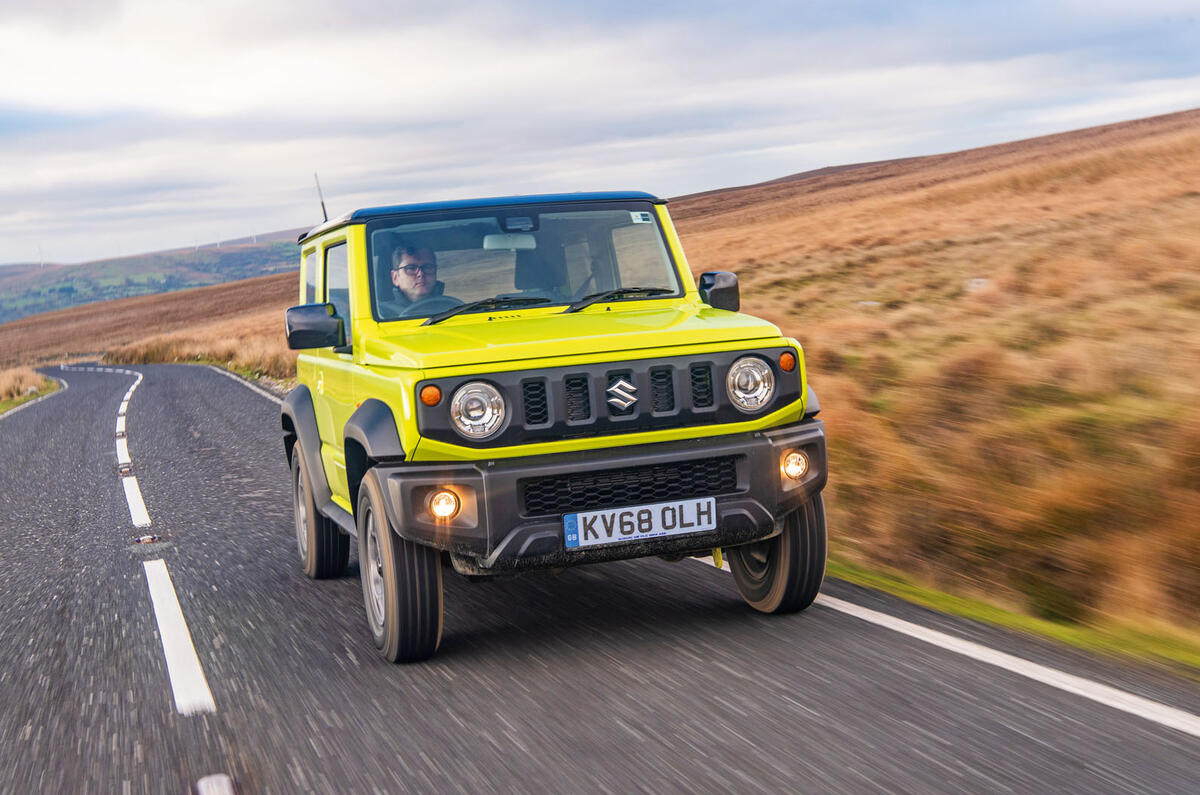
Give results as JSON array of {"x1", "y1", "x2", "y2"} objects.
[
  {"x1": 304, "y1": 250, "x2": 317, "y2": 303},
  {"x1": 324, "y1": 242, "x2": 351, "y2": 338}
]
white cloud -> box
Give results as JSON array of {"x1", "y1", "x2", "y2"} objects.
[{"x1": 0, "y1": 1, "x2": 1197, "y2": 263}]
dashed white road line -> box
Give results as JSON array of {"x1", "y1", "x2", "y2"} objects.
[
  {"x1": 206, "y1": 364, "x2": 284, "y2": 405},
  {"x1": 142, "y1": 559, "x2": 216, "y2": 715},
  {"x1": 61, "y1": 365, "x2": 221, "y2": 717},
  {"x1": 196, "y1": 773, "x2": 237, "y2": 795},
  {"x1": 696, "y1": 557, "x2": 1200, "y2": 739},
  {"x1": 122, "y1": 476, "x2": 152, "y2": 528}
]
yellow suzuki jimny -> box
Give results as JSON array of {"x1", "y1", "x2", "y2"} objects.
[{"x1": 282, "y1": 192, "x2": 827, "y2": 662}]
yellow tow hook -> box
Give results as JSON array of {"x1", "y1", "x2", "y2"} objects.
[{"x1": 712, "y1": 547, "x2": 723, "y2": 570}]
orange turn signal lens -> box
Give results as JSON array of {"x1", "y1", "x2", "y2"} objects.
[
  {"x1": 420, "y1": 385, "x2": 442, "y2": 406},
  {"x1": 779, "y1": 351, "x2": 797, "y2": 372}
]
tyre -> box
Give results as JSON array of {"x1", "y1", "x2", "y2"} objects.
[
  {"x1": 291, "y1": 444, "x2": 349, "y2": 579},
  {"x1": 356, "y1": 469, "x2": 443, "y2": 662},
  {"x1": 729, "y1": 494, "x2": 826, "y2": 614}
]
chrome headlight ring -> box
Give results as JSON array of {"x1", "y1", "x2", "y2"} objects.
[
  {"x1": 449, "y1": 381, "x2": 506, "y2": 439},
  {"x1": 726, "y1": 356, "x2": 775, "y2": 412}
]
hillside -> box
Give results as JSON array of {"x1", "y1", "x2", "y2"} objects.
[
  {"x1": 0, "y1": 229, "x2": 305, "y2": 323},
  {"x1": 3, "y1": 107, "x2": 1198, "y2": 641}
]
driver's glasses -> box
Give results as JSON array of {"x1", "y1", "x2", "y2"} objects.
[{"x1": 394, "y1": 263, "x2": 435, "y2": 276}]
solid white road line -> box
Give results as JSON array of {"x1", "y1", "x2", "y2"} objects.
[
  {"x1": 206, "y1": 364, "x2": 284, "y2": 405},
  {"x1": 116, "y1": 415, "x2": 126, "y2": 434},
  {"x1": 0, "y1": 376, "x2": 68, "y2": 422},
  {"x1": 817, "y1": 594, "x2": 1200, "y2": 740},
  {"x1": 696, "y1": 557, "x2": 1200, "y2": 739},
  {"x1": 122, "y1": 476, "x2": 152, "y2": 528},
  {"x1": 118, "y1": 401, "x2": 129, "y2": 416},
  {"x1": 142, "y1": 560, "x2": 216, "y2": 715}
]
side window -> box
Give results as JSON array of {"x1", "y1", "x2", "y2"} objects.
[
  {"x1": 303, "y1": 250, "x2": 317, "y2": 304},
  {"x1": 324, "y1": 242, "x2": 351, "y2": 339}
]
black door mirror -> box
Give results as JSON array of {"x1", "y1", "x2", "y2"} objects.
[
  {"x1": 285, "y1": 303, "x2": 345, "y2": 349},
  {"x1": 698, "y1": 271, "x2": 740, "y2": 312}
]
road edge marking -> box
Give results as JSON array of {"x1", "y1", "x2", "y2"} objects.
[
  {"x1": 0, "y1": 376, "x2": 69, "y2": 423},
  {"x1": 696, "y1": 557, "x2": 1200, "y2": 739},
  {"x1": 206, "y1": 364, "x2": 284, "y2": 405},
  {"x1": 142, "y1": 559, "x2": 216, "y2": 715}
]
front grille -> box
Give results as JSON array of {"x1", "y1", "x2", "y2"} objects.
[
  {"x1": 521, "y1": 456, "x2": 740, "y2": 515},
  {"x1": 565, "y1": 375, "x2": 591, "y2": 421},
  {"x1": 690, "y1": 364, "x2": 714, "y2": 408},
  {"x1": 522, "y1": 380, "x2": 548, "y2": 425},
  {"x1": 650, "y1": 367, "x2": 675, "y2": 413}
]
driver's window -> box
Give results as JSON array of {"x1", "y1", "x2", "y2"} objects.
[{"x1": 324, "y1": 242, "x2": 350, "y2": 339}]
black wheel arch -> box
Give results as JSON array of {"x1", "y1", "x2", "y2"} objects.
[{"x1": 344, "y1": 398, "x2": 406, "y2": 513}]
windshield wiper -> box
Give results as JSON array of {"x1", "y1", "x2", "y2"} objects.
[
  {"x1": 422, "y1": 296, "x2": 550, "y2": 326},
  {"x1": 561, "y1": 287, "x2": 673, "y2": 314}
]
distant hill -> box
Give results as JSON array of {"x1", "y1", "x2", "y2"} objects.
[{"x1": 0, "y1": 228, "x2": 306, "y2": 323}]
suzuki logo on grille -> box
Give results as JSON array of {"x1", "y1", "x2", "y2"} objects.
[{"x1": 606, "y1": 377, "x2": 638, "y2": 410}]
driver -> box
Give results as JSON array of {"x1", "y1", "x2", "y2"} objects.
[{"x1": 391, "y1": 245, "x2": 441, "y2": 305}]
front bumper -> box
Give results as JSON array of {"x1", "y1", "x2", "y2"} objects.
[{"x1": 375, "y1": 419, "x2": 827, "y2": 574}]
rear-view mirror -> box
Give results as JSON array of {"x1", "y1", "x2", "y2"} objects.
[
  {"x1": 698, "y1": 271, "x2": 740, "y2": 312},
  {"x1": 483, "y1": 233, "x2": 536, "y2": 250},
  {"x1": 285, "y1": 303, "x2": 345, "y2": 349}
]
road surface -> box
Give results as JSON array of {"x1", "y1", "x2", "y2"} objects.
[{"x1": 1, "y1": 363, "x2": 1196, "y2": 793}]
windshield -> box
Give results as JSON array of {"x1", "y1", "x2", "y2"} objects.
[{"x1": 365, "y1": 202, "x2": 681, "y2": 321}]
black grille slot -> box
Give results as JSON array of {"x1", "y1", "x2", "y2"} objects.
[
  {"x1": 564, "y1": 375, "x2": 591, "y2": 421},
  {"x1": 522, "y1": 380, "x2": 549, "y2": 426},
  {"x1": 521, "y1": 456, "x2": 740, "y2": 515},
  {"x1": 690, "y1": 364, "x2": 714, "y2": 408},
  {"x1": 650, "y1": 368, "x2": 675, "y2": 413}
]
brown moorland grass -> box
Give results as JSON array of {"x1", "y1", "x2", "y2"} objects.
[
  {"x1": 3, "y1": 108, "x2": 1198, "y2": 647},
  {"x1": 0, "y1": 366, "x2": 48, "y2": 403}
]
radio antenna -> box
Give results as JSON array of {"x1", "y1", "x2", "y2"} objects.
[{"x1": 314, "y1": 172, "x2": 328, "y2": 222}]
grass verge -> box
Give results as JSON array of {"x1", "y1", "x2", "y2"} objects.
[
  {"x1": 0, "y1": 373, "x2": 60, "y2": 415},
  {"x1": 827, "y1": 557, "x2": 1200, "y2": 677}
]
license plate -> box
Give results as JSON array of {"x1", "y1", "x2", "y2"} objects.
[{"x1": 563, "y1": 497, "x2": 717, "y2": 549}]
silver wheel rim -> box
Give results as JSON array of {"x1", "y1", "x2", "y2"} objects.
[
  {"x1": 364, "y1": 508, "x2": 386, "y2": 631},
  {"x1": 294, "y1": 465, "x2": 309, "y2": 562},
  {"x1": 737, "y1": 538, "x2": 774, "y2": 584}
]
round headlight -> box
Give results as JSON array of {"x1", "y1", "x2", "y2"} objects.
[
  {"x1": 450, "y1": 382, "x2": 506, "y2": 439},
  {"x1": 726, "y1": 356, "x2": 775, "y2": 412}
]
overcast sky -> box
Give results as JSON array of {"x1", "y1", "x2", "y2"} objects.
[{"x1": 1, "y1": 0, "x2": 1197, "y2": 264}]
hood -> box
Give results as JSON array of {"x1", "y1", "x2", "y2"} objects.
[{"x1": 361, "y1": 303, "x2": 782, "y2": 371}]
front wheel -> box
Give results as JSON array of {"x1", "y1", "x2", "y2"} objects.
[
  {"x1": 729, "y1": 495, "x2": 826, "y2": 613},
  {"x1": 357, "y1": 470, "x2": 443, "y2": 662}
]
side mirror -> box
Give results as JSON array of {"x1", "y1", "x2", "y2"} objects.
[
  {"x1": 698, "y1": 271, "x2": 739, "y2": 312},
  {"x1": 285, "y1": 303, "x2": 345, "y2": 350}
]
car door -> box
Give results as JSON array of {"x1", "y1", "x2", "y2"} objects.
[{"x1": 315, "y1": 239, "x2": 357, "y2": 506}]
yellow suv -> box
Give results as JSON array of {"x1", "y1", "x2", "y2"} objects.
[{"x1": 282, "y1": 192, "x2": 827, "y2": 662}]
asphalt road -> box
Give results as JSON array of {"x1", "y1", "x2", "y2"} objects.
[{"x1": 1, "y1": 363, "x2": 1197, "y2": 794}]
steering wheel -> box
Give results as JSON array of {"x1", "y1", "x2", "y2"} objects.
[{"x1": 399, "y1": 295, "x2": 463, "y2": 318}]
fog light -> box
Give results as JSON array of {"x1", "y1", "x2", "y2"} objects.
[
  {"x1": 428, "y1": 489, "x2": 460, "y2": 520},
  {"x1": 781, "y1": 451, "x2": 809, "y2": 480}
]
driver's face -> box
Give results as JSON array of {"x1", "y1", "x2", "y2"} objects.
[{"x1": 391, "y1": 249, "x2": 437, "y2": 302}]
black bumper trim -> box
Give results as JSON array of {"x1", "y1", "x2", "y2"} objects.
[{"x1": 376, "y1": 419, "x2": 826, "y2": 573}]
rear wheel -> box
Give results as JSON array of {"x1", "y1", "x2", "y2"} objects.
[
  {"x1": 291, "y1": 444, "x2": 349, "y2": 579},
  {"x1": 357, "y1": 469, "x2": 443, "y2": 662},
  {"x1": 729, "y1": 494, "x2": 826, "y2": 613}
]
